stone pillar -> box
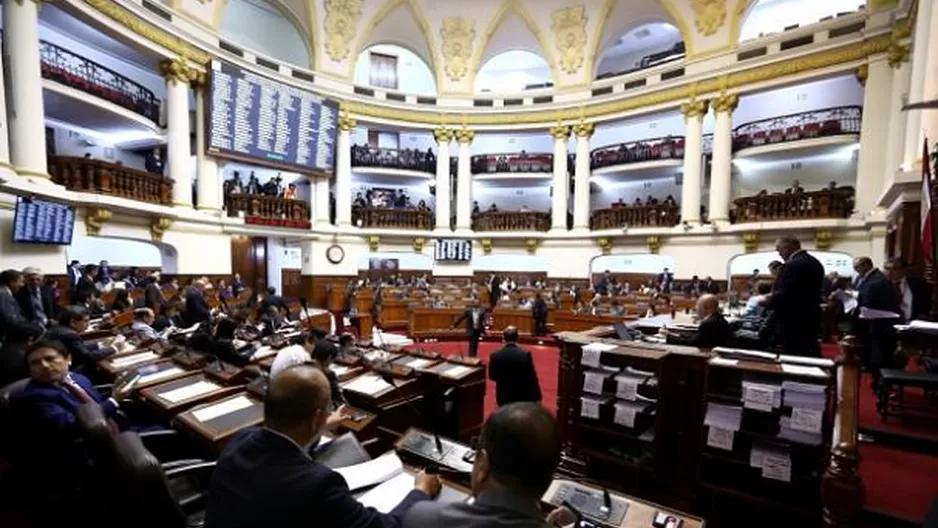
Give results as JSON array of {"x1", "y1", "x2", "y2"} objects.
[
  {"x1": 159, "y1": 58, "x2": 197, "y2": 208},
  {"x1": 315, "y1": 177, "x2": 331, "y2": 226},
  {"x1": 0, "y1": 14, "x2": 11, "y2": 180},
  {"x1": 335, "y1": 116, "x2": 355, "y2": 227},
  {"x1": 433, "y1": 127, "x2": 454, "y2": 232},
  {"x1": 572, "y1": 123, "x2": 594, "y2": 231},
  {"x1": 194, "y1": 80, "x2": 222, "y2": 211},
  {"x1": 902, "y1": 0, "x2": 935, "y2": 170},
  {"x1": 4, "y1": 0, "x2": 49, "y2": 179},
  {"x1": 708, "y1": 93, "x2": 738, "y2": 226},
  {"x1": 550, "y1": 125, "x2": 571, "y2": 231},
  {"x1": 680, "y1": 99, "x2": 708, "y2": 225},
  {"x1": 854, "y1": 58, "x2": 893, "y2": 217},
  {"x1": 883, "y1": 45, "x2": 912, "y2": 179},
  {"x1": 454, "y1": 128, "x2": 474, "y2": 231}
]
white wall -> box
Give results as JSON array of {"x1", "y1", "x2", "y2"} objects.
[
  {"x1": 472, "y1": 181, "x2": 552, "y2": 212},
  {"x1": 353, "y1": 44, "x2": 436, "y2": 95},
  {"x1": 734, "y1": 75, "x2": 864, "y2": 127},
  {"x1": 473, "y1": 254, "x2": 549, "y2": 272},
  {"x1": 732, "y1": 143, "x2": 859, "y2": 197},
  {"x1": 67, "y1": 235, "x2": 163, "y2": 267},
  {"x1": 49, "y1": 123, "x2": 149, "y2": 171},
  {"x1": 740, "y1": 0, "x2": 867, "y2": 42},
  {"x1": 590, "y1": 253, "x2": 676, "y2": 274},
  {"x1": 220, "y1": 0, "x2": 310, "y2": 68},
  {"x1": 592, "y1": 111, "x2": 686, "y2": 150},
  {"x1": 267, "y1": 237, "x2": 301, "y2": 294},
  {"x1": 475, "y1": 51, "x2": 552, "y2": 93},
  {"x1": 728, "y1": 250, "x2": 855, "y2": 276},
  {"x1": 471, "y1": 132, "x2": 557, "y2": 155}
]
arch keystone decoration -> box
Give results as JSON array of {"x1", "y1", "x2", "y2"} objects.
[
  {"x1": 551, "y1": 4, "x2": 588, "y2": 75},
  {"x1": 323, "y1": 0, "x2": 365, "y2": 62},
  {"x1": 440, "y1": 17, "x2": 477, "y2": 82}
]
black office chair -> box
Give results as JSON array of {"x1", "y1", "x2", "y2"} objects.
[{"x1": 112, "y1": 432, "x2": 215, "y2": 528}]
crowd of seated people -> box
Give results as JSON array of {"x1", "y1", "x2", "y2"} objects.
[
  {"x1": 732, "y1": 108, "x2": 860, "y2": 151},
  {"x1": 224, "y1": 171, "x2": 298, "y2": 201},
  {"x1": 470, "y1": 151, "x2": 554, "y2": 174},
  {"x1": 590, "y1": 136, "x2": 686, "y2": 170},
  {"x1": 352, "y1": 188, "x2": 431, "y2": 213},
  {"x1": 733, "y1": 180, "x2": 856, "y2": 221},
  {"x1": 351, "y1": 144, "x2": 436, "y2": 173}
]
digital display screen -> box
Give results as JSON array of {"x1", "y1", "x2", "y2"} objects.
[{"x1": 12, "y1": 197, "x2": 74, "y2": 245}]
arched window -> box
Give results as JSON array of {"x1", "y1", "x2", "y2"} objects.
[
  {"x1": 353, "y1": 44, "x2": 436, "y2": 95},
  {"x1": 220, "y1": 0, "x2": 311, "y2": 67},
  {"x1": 594, "y1": 22, "x2": 683, "y2": 79},
  {"x1": 475, "y1": 50, "x2": 551, "y2": 93},
  {"x1": 740, "y1": 0, "x2": 867, "y2": 42}
]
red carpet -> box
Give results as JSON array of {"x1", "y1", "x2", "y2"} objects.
[{"x1": 403, "y1": 341, "x2": 560, "y2": 417}]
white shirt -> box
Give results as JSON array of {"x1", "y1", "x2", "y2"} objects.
[
  {"x1": 897, "y1": 278, "x2": 913, "y2": 321},
  {"x1": 269, "y1": 344, "x2": 311, "y2": 379}
]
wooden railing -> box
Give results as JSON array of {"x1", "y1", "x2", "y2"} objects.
[
  {"x1": 822, "y1": 335, "x2": 864, "y2": 527},
  {"x1": 225, "y1": 193, "x2": 310, "y2": 228},
  {"x1": 472, "y1": 210, "x2": 550, "y2": 232},
  {"x1": 39, "y1": 39, "x2": 160, "y2": 122},
  {"x1": 732, "y1": 188, "x2": 854, "y2": 223},
  {"x1": 590, "y1": 136, "x2": 685, "y2": 170},
  {"x1": 48, "y1": 156, "x2": 172, "y2": 205},
  {"x1": 350, "y1": 145, "x2": 436, "y2": 174},
  {"x1": 590, "y1": 204, "x2": 680, "y2": 229},
  {"x1": 733, "y1": 106, "x2": 862, "y2": 152},
  {"x1": 352, "y1": 206, "x2": 433, "y2": 230},
  {"x1": 470, "y1": 152, "x2": 554, "y2": 174}
]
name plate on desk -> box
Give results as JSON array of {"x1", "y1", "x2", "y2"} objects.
[
  {"x1": 192, "y1": 395, "x2": 256, "y2": 422},
  {"x1": 135, "y1": 364, "x2": 189, "y2": 388},
  {"x1": 158, "y1": 380, "x2": 223, "y2": 403}
]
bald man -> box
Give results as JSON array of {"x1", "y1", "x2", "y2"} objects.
[
  {"x1": 666, "y1": 294, "x2": 734, "y2": 349},
  {"x1": 763, "y1": 236, "x2": 824, "y2": 357},
  {"x1": 205, "y1": 364, "x2": 441, "y2": 528}
]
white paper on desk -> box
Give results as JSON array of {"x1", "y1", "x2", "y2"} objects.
[
  {"x1": 709, "y1": 357, "x2": 739, "y2": 367},
  {"x1": 178, "y1": 323, "x2": 202, "y2": 335},
  {"x1": 790, "y1": 408, "x2": 823, "y2": 434},
  {"x1": 707, "y1": 426, "x2": 735, "y2": 451},
  {"x1": 582, "y1": 370, "x2": 608, "y2": 395},
  {"x1": 357, "y1": 472, "x2": 415, "y2": 513},
  {"x1": 343, "y1": 373, "x2": 393, "y2": 395},
  {"x1": 614, "y1": 401, "x2": 646, "y2": 428},
  {"x1": 580, "y1": 348, "x2": 601, "y2": 368},
  {"x1": 404, "y1": 357, "x2": 434, "y2": 369},
  {"x1": 251, "y1": 346, "x2": 278, "y2": 361},
  {"x1": 442, "y1": 365, "x2": 473, "y2": 378},
  {"x1": 192, "y1": 395, "x2": 254, "y2": 422},
  {"x1": 138, "y1": 366, "x2": 184, "y2": 385},
  {"x1": 860, "y1": 307, "x2": 902, "y2": 320},
  {"x1": 778, "y1": 355, "x2": 834, "y2": 368},
  {"x1": 111, "y1": 351, "x2": 159, "y2": 368},
  {"x1": 781, "y1": 364, "x2": 827, "y2": 378},
  {"x1": 334, "y1": 452, "x2": 404, "y2": 492},
  {"x1": 330, "y1": 364, "x2": 351, "y2": 377},
  {"x1": 159, "y1": 380, "x2": 221, "y2": 403},
  {"x1": 762, "y1": 453, "x2": 792, "y2": 483}
]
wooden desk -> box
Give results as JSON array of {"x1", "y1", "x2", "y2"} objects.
[
  {"x1": 132, "y1": 361, "x2": 197, "y2": 390},
  {"x1": 419, "y1": 361, "x2": 486, "y2": 441},
  {"x1": 552, "y1": 312, "x2": 637, "y2": 333},
  {"x1": 350, "y1": 313, "x2": 374, "y2": 340},
  {"x1": 176, "y1": 392, "x2": 264, "y2": 450},
  {"x1": 139, "y1": 373, "x2": 244, "y2": 413},
  {"x1": 543, "y1": 479, "x2": 705, "y2": 528},
  {"x1": 98, "y1": 349, "x2": 166, "y2": 376}
]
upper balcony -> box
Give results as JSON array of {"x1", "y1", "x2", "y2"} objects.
[
  {"x1": 48, "y1": 155, "x2": 172, "y2": 205},
  {"x1": 471, "y1": 152, "x2": 554, "y2": 179},
  {"x1": 590, "y1": 136, "x2": 685, "y2": 176},
  {"x1": 351, "y1": 146, "x2": 436, "y2": 178},
  {"x1": 732, "y1": 106, "x2": 862, "y2": 156}
]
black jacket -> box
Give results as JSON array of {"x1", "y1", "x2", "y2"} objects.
[
  {"x1": 453, "y1": 308, "x2": 487, "y2": 336},
  {"x1": 906, "y1": 276, "x2": 932, "y2": 321},
  {"x1": 14, "y1": 285, "x2": 56, "y2": 324},
  {"x1": 667, "y1": 313, "x2": 734, "y2": 349},
  {"x1": 184, "y1": 290, "x2": 211, "y2": 326},
  {"x1": 144, "y1": 282, "x2": 164, "y2": 309},
  {"x1": 74, "y1": 277, "x2": 97, "y2": 302},
  {"x1": 205, "y1": 428, "x2": 428, "y2": 528},
  {"x1": 766, "y1": 251, "x2": 824, "y2": 332},
  {"x1": 489, "y1": 343, "x2": 542, "y2": 406},
  {"x1": 43, "y1": 325, "x2": 114, "y2": 371}
]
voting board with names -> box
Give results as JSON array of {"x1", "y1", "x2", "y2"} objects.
[{"x1": 207, "y1": 60, "x2": 338, "y2": 173}]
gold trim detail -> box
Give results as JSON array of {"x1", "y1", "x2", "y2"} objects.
[
  {"x1": 741, "y1": 231, "x2": 758, "y2": 253},
  {"x1": 455, "y1": 128, "x2": 475, "y2": 144},
  {"x1": 159, "y1": 57, "x2": 200, "y2": 85},
  {"x1": 440, "y1": 17, "x2": 476, "y2": 82},
  {"x1": 84, "y1": 207, "x2": 112, "y2": 236},
  {"x1": 597, "y1": 237, "x2": 612, "y2": 255},
  {"x1": 573, "y1": 122, "x2": 594, "y2": 138},
  {"x1": 338, "y1": 116, "x2": 357, "y2": 132},
  {"x1": 150, "y1": 217, "x2": 173, "y2": 242},
  {"x1": 647, "y1": 236, "x2": 661, "y2": 254},
  {"x1": 888, "y1": 44, "x2": 910, "y2": 68},
  {"x1": 551, "y1": 5, "x2": 588, "y2": 75},
  {"x1": 681, "y1": 98, "x2": 709, "y2": 119},
  {"x1": 525, "y1": 238, "x2": 538, "y2": 254},
  {"x1": 367, "y1": 235, "x2": 380, "y2": 251},
  {"x1": 815, "y1": 230, "x2": 833, "y2": 250},
  {"x1": 434, "y1": 127, "x2": 454, "y2": 144},
  {"x1": 711, "y1": 93, "x2": 739, "y2": 113},
  {"x1": 549, "y1": 125, "x2": 570, "y2": 141},
  {"x1": 323, "y1": 0, "x2": 364, "y2": 63},
  {"x1": 481, "y1": 238, "x2": 493, "y2": 254},
  {"x1": 690, "y1": 0, "x2": 728, "y2": 37},
  {"x1": 413, "y1": 237, "x2": 425, "y2": 253}
]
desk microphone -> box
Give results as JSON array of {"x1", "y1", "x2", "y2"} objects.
[
  {"x1": 369, "y1": 359, "x2": 445, "y2": 458},
  {"x1": 601, "y1": 487, "x2": 612, "y2": 518}
]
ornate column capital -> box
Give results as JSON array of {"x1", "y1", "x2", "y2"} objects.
[
  {"x1": 711, "y1": 93, "x2": 739, "y2": 114},
  {"x1": 549, "y1": 125, "x2": 570, "y2": 141},
  {"x1": 434, "y1": 127, "x2": 454, "y2": 144},
  {"x1": 455, "y1": 128, "x2": 475, "y2": 144},
  {"x1": 572, "y1": 122, "x2": 594, "y2": 139},
  {"x1": 855, "y1": 64, "x2": 869, "y2": 87},
  {"x1": 680, "y1": 99, "x2": 709, "y2": 119},
  {"x1": 13, "y1": 0, "x2": 50, "y2": 6},
  {"x1": 888, "y1": 43, "x2": 911, "y2": 68},
  {"x1": 159, "y1": 58, "x2": 199, "y2": 86},
  {"x1": 338, "y1": 116, "x2": 357, "y2": 132}
]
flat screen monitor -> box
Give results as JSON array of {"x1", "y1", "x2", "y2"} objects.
[{"x1": 12, "y1": 197, "x2": 75, "y2": 245}]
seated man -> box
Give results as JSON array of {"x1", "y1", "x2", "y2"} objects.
[
  {"x1": 489, "y1": 327, "x2": 542, "y2": 407},
  {"x1": 666, "y1": 294, "x2": 734, "y2": 349},
  {"x1": 45, "y1": 306, "x2": 116, "y2": 374},
  {"x1": 744, "y1": 282, "x2": 773, "y2": 317},
  {"x1": 403, "y1": 402, "x2": 562, "y2": 528},
  {"x1": 205, "y1": 364, "x2": 441, "y2": 528},
  {"x1": 130, "y1": 308, "x2": 162, "y2": 342}
]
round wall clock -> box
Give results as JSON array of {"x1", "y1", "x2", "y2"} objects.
[{"x1": 326, "y1": 244, "x2": 345, "y2": 264}]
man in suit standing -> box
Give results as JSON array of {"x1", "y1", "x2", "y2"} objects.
[
  {"x1": 15, "y1": 267, "x2": 56, "y2": 327},
  {"x1": 452, "y1": 302, "x2": 487, "y2": 358},
  {"x1": 0, "y1": 269, "x2": 44, "y2": 385},
  {"x1": 531, "y1": 293, "x2": 548, "y2": 337},
  {"x1": 183, "y1": 279, "x2": 211, "y2": 326},
  {"x1": 403, "y1": 402, "x2": 562, "y2": 528},
  {"x1": 205, "y1": 364, "x2": 441, "y2": 528},
  {"x1": 259, "y1": 287, "x2": 288, "y2": 315},
  {"x1": 489, "y1": 327, "x2": 542, "y2": 407},
  {"x1": 761, "y1": 236, "x2": 824, "y2": 356},
  {"x1": 67, "y1": 260, "x2": 82, "y2": 298},
  {"x1": 143, "y1": 273, "x2": 165, "y2": 310},
  {"x1": 488, "y1": 274, "x2": 501, "y2": 309},
  {"x1": 884, "y1": 257, "x2": 932, "y2": 322},
  {"x1": 74, "y1": 264, "x2": 98, "y2": 303},
  {"x1": 853, "y1": 257, "x2": 901, "y2": 386}
]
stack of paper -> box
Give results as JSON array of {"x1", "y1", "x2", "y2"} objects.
[
  {"x1": 612, "y1": 400, "x2": 651, "y2": 428},
  {"x1": 583, "y1": 367, "x2": 617, "y2": 395},
  {"x1": 357, "y1": 472, "x2": 416, "y2": 512},
  {"x1": 750, "y1": 444, "x2": 792, "y2": 483},
  {"x1": 334, "y1": 452, "x2": 404, "y2": 491},
  {"x1": 741, "y1": 380, "x2": 782, "y2": 412},
  {"x1": 712, "y1": 347, "x2": 778, "y2": 363},
  {"x1": 778, "y1": 381, "x2": 826, "y2": 445},
  {"x1": 581, "y1": 342, "x2": 617, "y2": 368},
  {"x1": 579, "y1": 396, "x2": 606, "y2": 420},
  {"x1": 343, "y1": 373, "x2": 393, "y2": 395},
  {"x1": 704, "y1": 403, "x2": 743, "y2": 451}
]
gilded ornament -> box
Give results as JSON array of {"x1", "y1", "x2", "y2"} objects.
[
  {"x1": 440, "y1": 17, "x2": 476, "y2": 82},
  {"x1": 159, "y1": 58, "x2": 199, "y2": 85},
  {"x1": 597, "y1": 237, "x2": 612, "y2": 255},
  {"x1": 367, "y1": 235, "x2": 380, "y2": 251},
  {"x1": 741, "y1": 232, "x2": 758, "y2": 253},
  {"x1": 525, "y1": 239, "x2": 539, "y2": 254},
  {"x1": 338, "y1": 116, "x2": 357, "y2": 132},
  {"x1": 455, "y1": 128, "x2": 475, "y2": 144},
  {"x1": 711, "y1": 93, "x2": 739, "y2": 113},
  {"x1": 815, "y1": 230, "x2": 833, "y2": 250},
  {"x1": 150, "y1": 217, "x2": 173, "y2": 242},
  {"x1": 646, "y1": 236, "x2": 661, "y2": 254},
  {"x1": 549, "y1": 125, "x2": 570, "y2": 140},
  {"x1": 680, "y1": 99, "x2": 709, "y2": 119},
  {"x1": 434, "y1": 127, "x2": 454, "y2": 144},
  {"x1": 855, "y1": 64, "x2": 868, "y2": 86},
  {"x1": 323, "y1": 0, "x2": 364, "y2": 62},
  {"x1": 690, "y1": 0, "x2": 727, "y2": 37},
  {"x1": 887, "y1": 43, "x2": 910, "y2": 68},
  {"x1": 413, "y1": 237, "x2": 426, "y2": 253},
  {"x1": 84, "y1": 208, "x2": 112, "y2": 237},
  {"x1": 481, "y1": 238, "x2": 493, "y2": 254},
  {"x1": 573, "y1": 122, "x2": 594, "y2": 138},
  {"x1": 550, "y1": 5, "x2": 588, "y2": 75}
]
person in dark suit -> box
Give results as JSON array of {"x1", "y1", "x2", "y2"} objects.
[
  {"x1": 67, "y1": 260, "x2": 82, "y2": 297},
  {"x1": 452, "y1": 303, "x2": 487, "y2": 358},
  {"x1": 0, "y1": 270, "x2": 44, "y2": 386},
  {"x1": 94, "y1": 260, "x2": 112, "y2": 287},
  {"x1": 666, "y1": 294, "x2": 734, "y2": 349},
  {"x1": 853, "y1": 257, "x2": 902, "y2": 386},
  {"x1": 143, "y1": 274, "x2": 165, "y2": 310},
  {"x1": 74, "y1": 265, "x2": 98, "y2": 303},
  {"x1": 489, "y1": 327, "x2": 541, "y2": 407},
  {"x1": 45, "y1": 306, "x2": 116, "y2": 374},
  {"x1": 259, "y1": 287, "x2": 288, "y2": 315},
  {"x1": 488, "y1": 274, "x2": 501, "y2": 309},
  {"x1": 531, "y1": 293, "x2": 548, "y2": 336},
  {"x1": 403, "y1": 403, "x2": 563, "y2": 528},
  {"x1": 205, "y1": 364, "x2": 441, "y2": 528},
  {"x1": 153, "y1": 301, "x2": 185, "y2": 332},
  {"x1": 183, "y1": 280, "x2": 211, "y2": 326},
  {"x1": 884, "y1": 257, "x2": 932, "y2": 322},
  {"x1": 15, "y1": 267, "x2": 56, "y2": 327},
  {"x1": 762, "y1": 236, "x2": 825, "y2": 357}
]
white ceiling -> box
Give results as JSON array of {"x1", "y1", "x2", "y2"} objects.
[
  {"x1": 43, "y1": 89, "x2": 161, "y2": 139},
  {"x1": 740, "y1": 0, "x2": 867, "y2": 41}
]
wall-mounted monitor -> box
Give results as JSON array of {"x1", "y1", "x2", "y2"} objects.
[
  {"x1": 13, "y1": 197, "x2": 75, "y2": 245},
  {"x1": 435, "y1": 239, "x2": 472, "y2": 262},
  {"x1": 206, "y1": 60, "x2": 339, "y2": 175}
]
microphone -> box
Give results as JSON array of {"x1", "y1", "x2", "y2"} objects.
[
  {"x1": 369, "y1": 361, "x2": 447, "y2": 459},
  {"x1": 601, "y1": 487, "x2": 612, "y2": 518}
]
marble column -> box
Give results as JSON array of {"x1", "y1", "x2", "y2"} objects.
[
  {"x1": 159, "y1": 58, "x2": 197, "y2": 208},
  {"x1": 4, "y1": 0, "x2": 49, "y2": 179},
  {"x1": 335, "y1": 116, "x2": 355, "y2": 227},
  {"x1": 549, "y1": 125, "x2": 570, "y2": 231},
  {"x1": 854, "y1": 58, "x2": 893, "y2": 217},
  {"x1": 315, "y1": 177, "x2": 331, "y2": 225},
  {"x1": 194, "y1": 80, "x2": 221, "y2": 211},
  {"x1": 902, "y1": 0, "x2": 935, "y2": 170},
  {"x1": 883, "y1": 46, "x2": 911, "y2": 179},
  {"x1": 708, "y1": 93, "x2": 739, "y2": 225},
  {"x1": 679, "y1": 99, "x2": 708, "y2": 225},
  {"x1": 0, "y1": 14, "x2": 11, "y2": 180},
  {"x1": 572, "y1": 123, "x2": 594, "y2": 231},
  {"x1": 433, "y1": 127, "x2": 454, "y2": 231},
  {"x1": 454, "y1": 128, "x2": 475, "y2": 231}
]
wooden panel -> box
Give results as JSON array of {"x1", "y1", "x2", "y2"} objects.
[
  {"x1": 281, "y1": 269, "x2": 302, "y2": 300},
  {"x1": 231, "y1": 236, "x2": 269, "y2": 294}
]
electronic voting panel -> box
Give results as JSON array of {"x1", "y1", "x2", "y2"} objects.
[{"x1": 543, "y1": 480, "x2": 629, "y2": 527}]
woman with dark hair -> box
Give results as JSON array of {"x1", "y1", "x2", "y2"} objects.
[{"x1": 111, "y1": 288, "x2": 132, "y2": 313}]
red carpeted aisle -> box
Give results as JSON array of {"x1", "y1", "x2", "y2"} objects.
[{"x1": 403, "y1": 341, "x2": 559, "y2": 417}]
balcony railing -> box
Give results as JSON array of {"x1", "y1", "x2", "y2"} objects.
[
  {"x1": 225, "y1": 193, "x2": 311, "y2": 229},
  {"x1": 590, "y1": 136, "x2": 685, "y2": 170},
  {"x1": 470, "y1": 152, "x2": 553, "y2": 175},
  {"x1": 350, "y1": 145, "x2": 435, "y2": 174},
  {"x1": 732, "y1": 188, "x2": 855, "y2": 223},
  {"x1": 590, "y1": 204, "x2": 680, "y2": 230},
  {"x1": 352, "y1": 206, "x2": 433, "y2": 230},
  {"x1": 732, "y1": 106, "x2": 862, "y2": 151},
  {"x1": 39, "y1": 40, "x2": 161, "y2": 123},
  {"x1": 472, "y1": 211, "x2": 550, "y2": 232},
  {"x1": 48, "y1": 156, "x2": 172, "y2": 205}
]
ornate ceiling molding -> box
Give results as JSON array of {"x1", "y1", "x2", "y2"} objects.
[
  {"x1": 551, "y1": 5, "x2": 588, "y2": 75},
  {"x1": 440, "y1": 17, "x2": 477, "y2": 82},
  {"x1": 347, "y1": 0, "x2": 440, "y2": 87},
  {"x1": 323, "y1": 0, "x2": 365, "y2": 63}
]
